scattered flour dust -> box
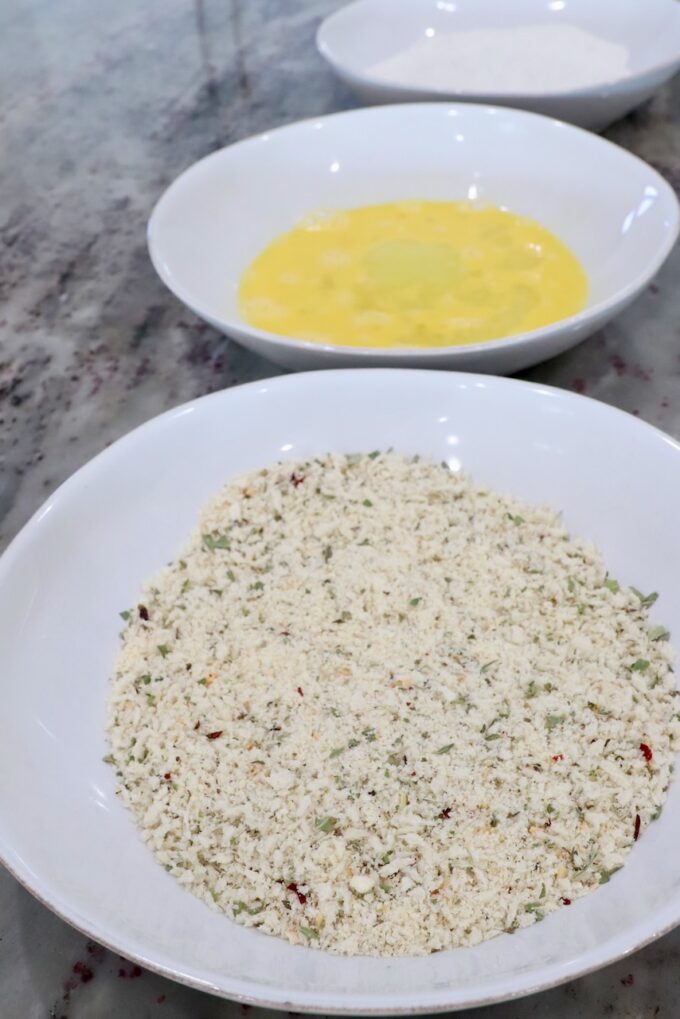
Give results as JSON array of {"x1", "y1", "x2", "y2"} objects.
[
  {"x1": 107, "y1": 453, "x2": 678, "y2": 956},
  {"x1": 367, "y1": 24, "x2": 631, "y2": 94}
]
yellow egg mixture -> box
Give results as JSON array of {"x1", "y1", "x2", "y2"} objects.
[{"x1": 238, "y1": 200, "x2": 588, "y2": 348}]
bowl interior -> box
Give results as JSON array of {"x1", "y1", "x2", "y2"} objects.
[
  {"x1": 149, "y1": 105, "x2": 678, "y2": 347},
  {"x1": 319, "y1": 0, "x2": 680, "y2": 88},
  {"x1": 2, "y1": 370, "x2": 680, "y2": 1012}
]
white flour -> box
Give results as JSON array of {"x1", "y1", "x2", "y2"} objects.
[{"x1": 368, "y1": 24, "x2": 631, "y2": 95}]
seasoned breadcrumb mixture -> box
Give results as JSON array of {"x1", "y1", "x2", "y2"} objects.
[{"x1": 107, "y1": 453, "x2": 678, "y2": 956}]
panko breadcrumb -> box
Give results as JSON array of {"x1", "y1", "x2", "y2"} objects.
[{"x1": 106, "y1": 453, "x2": 679, "y2": 956}]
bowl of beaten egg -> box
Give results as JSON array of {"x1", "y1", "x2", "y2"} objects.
[{"x1": 148, "y1": 104, "x2": 679, "y2": 374}]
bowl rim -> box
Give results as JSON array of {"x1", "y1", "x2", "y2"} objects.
[
  {"x1": 316, "y1": 0, "x2": 680, "y2": 102},
  {"x1": 147, "y1": 102, "x2": 680, "y2": 361},
  {"x1": 3, "y1": 368, "x2": 680, "y2": 1013}
]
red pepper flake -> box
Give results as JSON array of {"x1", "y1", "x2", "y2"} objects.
[
  {"x1": 157, "y1": 995, "x2": 166, "y2": 1004},
  {"x1": 560, "y1": 897, "x2": 571, "y2": 905},
  {"x1": 193, "y1": 721, "x2": 200, "y2": 731},
  {"x1": 438, "y1": 807, "x2": 452, "y2": 819},
  {"x1": 640, "y1": 743, "x2": 653, "y2": 762},
  {"x1": 634, "y1": 813, "x2": 641, "y2": 841},
  {"x1": 280, "y1": 629, "x2": 291, "y2": 637},
  {"x1": 290, "y1": 472, "x2": 305, "y2": 487},
  {"x1": 72, "y1": 961, "x2": 94, "y2": 984},
  {"x1": 296, "y1": 686, "x2": 304, "y2": 697},
  {"x1": 286, "y1": 882, "x2": 307, "y2": 905},
  {"x1": 138, "y1": 604, "x2": 149, "y2": 621},
  {"x1": 551, "y1": 754, "x2": 564, "y2": 763},
  {"x1": 118, "y1": 964, "x2": 142, "y2": 979},
  {"x1": 207, "y1": 730, "x2": 223, "y2": 740},
  {"x1": 410, "y1": 770, "x2": 416, "y2": 776},
  {"x1": 163, "y1": 772, "x2": 172, "y2": 781},
  {"x1": 621, "y1": 973, "x2": 634, "y2": 987}
]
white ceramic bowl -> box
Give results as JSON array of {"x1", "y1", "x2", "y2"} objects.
[
  {"x1": 148, "y1": 104, "x2": 679, "y2": 374},
  {"x1": 2, "y1": 369, "x2": 680, "y2": 1012},
  {"x1": 317, "y1": 0, "x2": 680, "y2": 132}
]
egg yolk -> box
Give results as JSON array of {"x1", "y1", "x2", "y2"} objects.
[{"x1": 238, "y1": 200, "x2": 588, "y2": 348}]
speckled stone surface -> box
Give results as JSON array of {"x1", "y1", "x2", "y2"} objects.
[{"x1": 2, "y1": 1, "x2": 680, "y2": 1016}]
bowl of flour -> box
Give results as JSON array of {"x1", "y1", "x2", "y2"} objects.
[{"x1": 317, "y1": 0, "x2": 680, "y2": 131}]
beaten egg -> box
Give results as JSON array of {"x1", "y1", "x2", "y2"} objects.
[{"x1": 238, "y1": 200, "x2": 588, "y2": 348}]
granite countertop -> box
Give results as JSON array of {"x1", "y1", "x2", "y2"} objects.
[{"x1": 2, "y1": 1, "x2": 680, "y2": 1015}]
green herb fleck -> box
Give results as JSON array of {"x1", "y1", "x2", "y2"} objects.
[
  {"x1": 567, "y1": 576, "x2": 576, "y2": 593},
  {"x1": 603, "y1": 578, "x2": 619, "y2": 593},
  {"x1": 368, "y1": 450, "x2": 380, "y2": 460},
  {"x1": 181, "y1": 579, "x2": 191, "y2": 594},
  {"x1": 140, "y1": 673, "x2": 152, "y2": 685},
  {"x1": 348, "y1": 738, "x2": 360, "y2": 749},
  {"x1": 157, "y1": 644, "x2": 170, "y2": 658},
  {"x1": 480, "y1": 660, "x2": 498, "y2": 675},
  {"x1": 508, "y1": 513, "x2": 524, "y2": 525},
  {"x1": 599, "y1": 867, "x2": 622, "y2": 885},
  {"x1": 323, "y1": 545, "x2": 333, "y2": 563},
  {"x1": 362, "y1": 499, "x2": 373, "y2": 507},
  {"x1": 485, "y1": 733, "x2": 501, "y2": 741},
  {"x1": 363, "y1": 727, "x2": 376, "y2": 742},
  {"x1": 524, "y1": 902, "x2": 541, "y2": 913},
  {"x1": 527, "y1": 680, "x2": 538, "y2": 699},
  {"x1": 409, "y1": 597, "x2": 422, "y2": 607},
  {"x1": 381, "y1": 851, "x2": 393, "y2": 864},
  {"x1": 233, "y1": 900, "x2": 265, "y2": 916},
  {"x1": 540, "y1": 882, "x2": 546, "y2": 899},
  {"x1": 202, "y1": 533, "x2": 231, "y2": 551},
  {"x1": 119, "y1": 610, "x2": 131, "y2": 621},
  {"x1": 631, "y1": 659, "x2": 650, "y2": 672},
  {"x1": 546, "y1": 714, "x2": 565, "y2": 730},
  {"x1": 435, "y1": 743, "x2": 454, "y2": 755},
  {"x1": 146, "y1": 693, "x2": 156, "y2": 707},
  {"x1": 315, "y1": 816, "x2": 337, "y2": 834},
  {"x1": 649, "y1": 625, "x2": 670, "y2": 642},
  {"x1": 329, "y1": 747, "x2": 346, "y2": 759},
  {"x1": 300, "y1": 925, "x2": 319, "y2": 940},
  {"x1": 102, "y1": 753, "x2": 115, "y2": 765},
  {"x1": 631, "y1": 587, "x2": 659, "y2": 608}
]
